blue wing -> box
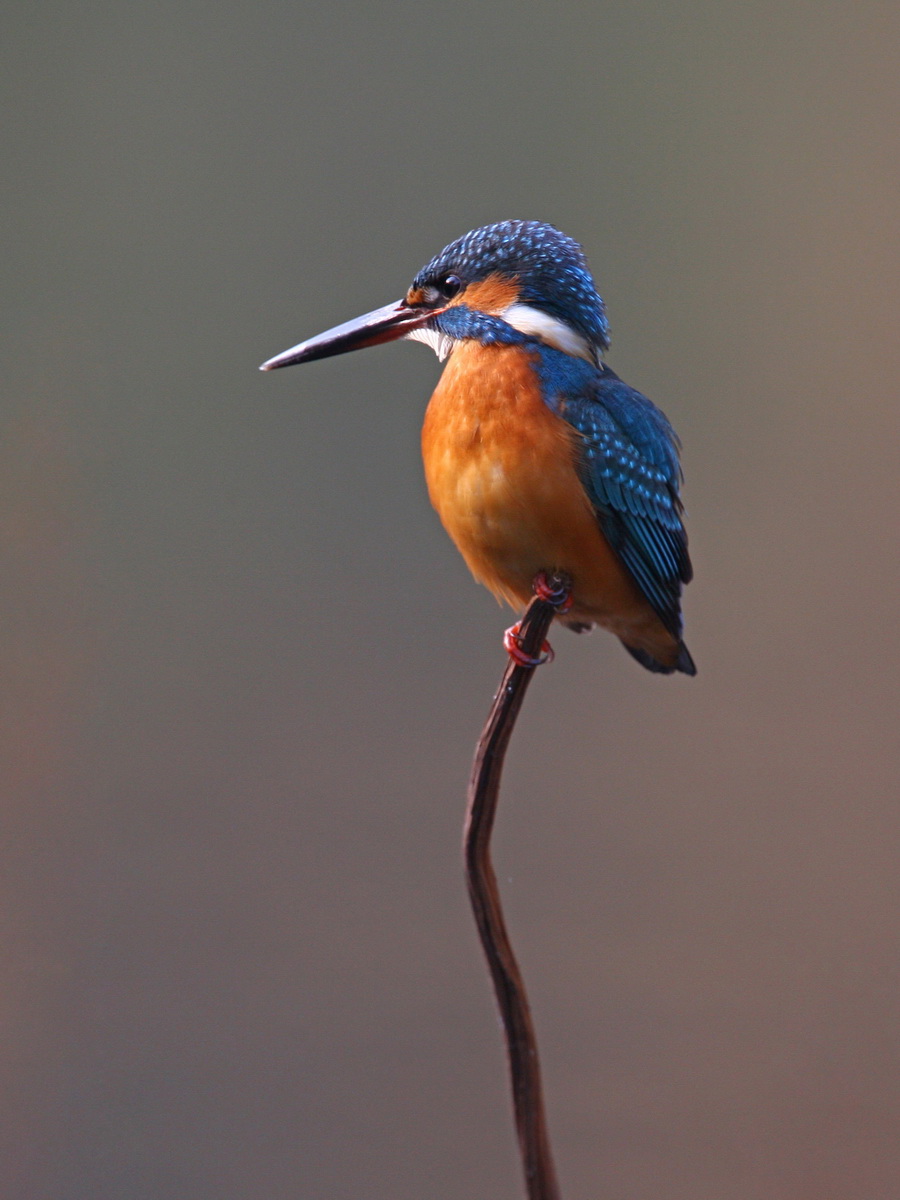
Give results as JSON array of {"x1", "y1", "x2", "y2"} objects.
[{"x1": 556, "y1": 365, "x2": 692, "y2": 642}]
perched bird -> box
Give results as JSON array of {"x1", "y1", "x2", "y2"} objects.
[{"x1": 261, "y1": 220, "x2": 695, "y2": 675}]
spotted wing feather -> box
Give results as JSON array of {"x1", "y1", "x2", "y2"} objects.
[{"x1": 559, "y1": 368, "x2": 692, "y2": 642}]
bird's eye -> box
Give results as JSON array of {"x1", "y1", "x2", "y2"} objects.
[{"x1": 412, "y1": 277, "x2": 462, "y2": 308}]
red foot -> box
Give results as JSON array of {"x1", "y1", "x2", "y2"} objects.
[
  {"x1": 533, "y1": 570, "x2": 573, "y2": 613},
  {"x1": 504, "y1": 622, "x2": 554, "y2": 668}
]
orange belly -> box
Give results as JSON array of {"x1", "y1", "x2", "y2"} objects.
[{"x1": 421, "y1": 342, "x2": 679, "y2": 663}]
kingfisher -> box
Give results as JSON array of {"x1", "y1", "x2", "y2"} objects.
[{"x1": 261, "y1": 220, "x2": 695, "y2": 675}]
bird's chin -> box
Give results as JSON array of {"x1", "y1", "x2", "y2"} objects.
[{"x1": 404, "y1": 325, "x2": 457, "y2": 362}]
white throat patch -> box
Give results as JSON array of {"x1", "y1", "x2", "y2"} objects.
[
  {"x1": 501, "y1": 302, "x2": 597, "y2": 363},
  {"x1": 404, "y1": 325, "x2": 456, "y2": 362}
]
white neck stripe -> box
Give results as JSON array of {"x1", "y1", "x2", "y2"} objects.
[{"x1": 501, "y1": 303, "x2": 597, "y2": 363}]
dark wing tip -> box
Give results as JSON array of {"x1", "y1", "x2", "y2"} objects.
[
  {"x1": 675, "y1": 642, "x2": 697, "y2": 676},
  {"x1": 622, "y1": 640, "x2": 697, "y2": 676}
]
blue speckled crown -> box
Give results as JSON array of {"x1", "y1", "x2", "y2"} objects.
[{"x1": 413, "y1": 220, "x2": 611, "y2": 353}]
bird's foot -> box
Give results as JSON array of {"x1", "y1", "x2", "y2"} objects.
[
  {"x1": 502, "y1": 573, "x2": 572, "y2": 667},
  {"x1": 533, "y1": 570, "x2": 573, "y2": 613},
  {"x1": 504, "y1": 623, "x2": 554, "y2": 668}
]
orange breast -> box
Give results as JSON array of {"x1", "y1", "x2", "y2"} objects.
[{"x1": 421, "y1": 341, "x2": 678, "y2": 660}]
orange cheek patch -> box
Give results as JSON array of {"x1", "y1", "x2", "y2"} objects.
[{"x1": 449, "y1": 272, "x2": 520, "y2": 314}]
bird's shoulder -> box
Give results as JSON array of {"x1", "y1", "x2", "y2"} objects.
[{"x1": 533, "y1": 351, "x2": 680, "y2": 488}]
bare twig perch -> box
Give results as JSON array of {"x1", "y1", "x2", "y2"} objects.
[{"x1": 464, "y1": 572, "x2": 571, "y2": 1200}]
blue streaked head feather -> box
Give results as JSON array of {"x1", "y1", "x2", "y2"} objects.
[{"x1": 412, "y1": 220, "x2": 610, "y2": 356}]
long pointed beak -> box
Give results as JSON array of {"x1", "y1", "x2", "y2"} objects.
[{"x1": 260, "y1": 299, "x2": 437, "y2": 371}]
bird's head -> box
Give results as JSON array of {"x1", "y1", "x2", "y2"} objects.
[{"x1": 260, "y1": 220, "x2": 610, "y2": 372}]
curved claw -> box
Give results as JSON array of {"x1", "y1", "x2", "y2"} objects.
[
  {"x1": 504, "y1": 622, "x2": 554, "y2": 668},
  {"x1": 533, "y1": 570, "x2": 573, "y2": 613}
]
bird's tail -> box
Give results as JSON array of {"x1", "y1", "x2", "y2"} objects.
[{"x1": 623, "y1": 640, "x2": 697, "y2": 677}]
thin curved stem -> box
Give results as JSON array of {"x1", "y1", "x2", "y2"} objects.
[{"x1": 464, "y1": 574, "x2": 570, "y2": 1200}]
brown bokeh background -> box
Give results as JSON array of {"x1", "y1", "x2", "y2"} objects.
[{"x1": 4, "y1": 4, "x2": 900, "y2": 1198}]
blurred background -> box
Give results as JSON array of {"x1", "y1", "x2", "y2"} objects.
[{"x1": 4, "y1": 3, "x2": 899, "y2": 1197}]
